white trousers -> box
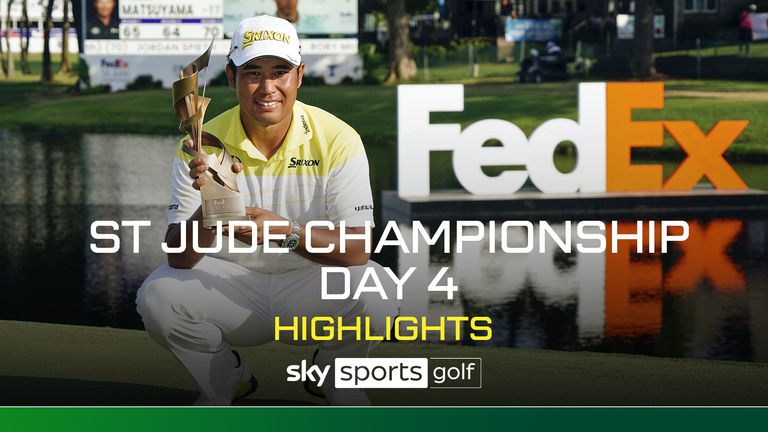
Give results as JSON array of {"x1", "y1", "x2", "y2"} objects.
[{"x1": 136, "y1": 256, "x2": 400, "y2": 405}]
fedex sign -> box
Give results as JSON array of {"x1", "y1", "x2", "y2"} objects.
[{"x1": 397, "y1": 83, "x2": 748, "y2": 197}]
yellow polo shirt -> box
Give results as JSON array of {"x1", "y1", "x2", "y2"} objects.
[{"x1": 167, "y1": 101, "x2": 375, "y2": 273}]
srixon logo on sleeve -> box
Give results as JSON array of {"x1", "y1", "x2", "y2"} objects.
[{"x1": 397, "y1": 83, "x2": 748, "y2": 197}]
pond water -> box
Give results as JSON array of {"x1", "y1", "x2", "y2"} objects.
[{"x1": 1, "y1": 130, "x2": 766, "y2": 363}]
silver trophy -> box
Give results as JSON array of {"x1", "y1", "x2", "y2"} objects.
[{"x1": 172, "y1": 41, "x2": 247, "y2": 228}]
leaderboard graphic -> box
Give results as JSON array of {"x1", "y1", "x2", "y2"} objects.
[
  {"x1": 116, "y1": 2, "x2": 223, "y2": 41},
  {"x1": 81, "y1": 0, "x2": 360, "y2": 88},
  {"x1": 83, "y1": 0, "x2": 226, "y2": 53}
]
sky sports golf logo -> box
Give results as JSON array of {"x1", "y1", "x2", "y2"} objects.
[{"x1": 286, "y1": 358, "x2": 481, "y2": 389}]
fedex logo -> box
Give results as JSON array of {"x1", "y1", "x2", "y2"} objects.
[
  {"x1": 397, "y1": 83, "x2": 748, "y2": 197},
  {"x1": 100, "y1": 58, "x2": 129, "y2": 68}
]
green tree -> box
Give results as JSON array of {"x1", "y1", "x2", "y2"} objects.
[
  {"x1": 3, "y1": 0, "x2": 14, "y2": 78},
  {"x1": 633, "y1": 0, "x2": 656, "y2": 78},
  {"x1": 60, "y1": 0, "x2": 71, "y2": 74},
  {"x1": 20, "y1": 0, "x2": 30, "y2": 74},
  {"x1": 41, "y1": 0, "x2": 54, "y2": 82},
  {"x1": 362, "y1": 0, "x2": 437, "y2": 83},
  {"x1": 0, "y1": 11, "x2": 4, "y2": 78},
  {"x1": 384, "y1": 0, "x2": 416, "y2": 82}
]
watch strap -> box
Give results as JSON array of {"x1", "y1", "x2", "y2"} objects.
[{"x1": 281, "y1": 220, "x2": 302, "y2": 249}]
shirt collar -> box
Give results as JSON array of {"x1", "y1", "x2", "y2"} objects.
[{"x1": 225, "y1": 102, "x2": 314, "y2": 162}]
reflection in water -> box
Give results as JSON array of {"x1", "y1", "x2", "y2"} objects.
[
  {"x1": 0, "y1": 131, "x2": 766, "y2": 362},
  {"x1": 0, "y1": 131, "x2": 173, "y2": 328},
  {"x1": 396, "y1": 219, "x2": 768, "y2": 362}
]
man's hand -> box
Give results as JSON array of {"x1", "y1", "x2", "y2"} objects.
[
  {"x1": 181, "y1": 142, "x2": 369, "y2": 266},
  {"x1": 186, "y1": 139, "x2": 244, "y2": 190},
  {"x1": 165, "y1": 141, "x2": 245, "y2": 269},
  {"x1": 225, "y1": 207, "x2": 291, "y2": 245}
]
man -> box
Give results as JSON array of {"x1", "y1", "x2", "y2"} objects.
[
  {"x1": 273, "y1": 0, "x2": 323, "y2": 35},
  {"x1": 87, "y1": 0, "x2": 119, "y2": 40},
  {"x1": 500, "y1": 0, "x2": 515, "y2": 18},
  {"x1": 739, "y1": 4, "x2": 757, "y2": 55},
  {"x1": 137, "y1": 15, "x2": 398, "y2": 406},
  {"x1": 275, "y1": 0, "x2": 299, "y2": 23}
]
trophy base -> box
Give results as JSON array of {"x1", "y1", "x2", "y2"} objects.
[
  {"x1": 200, "y1": 175, "x2": 247, "y2": 229},
  {"x1": 203, "y1": 214, "x2": 250, "y2": 230}
]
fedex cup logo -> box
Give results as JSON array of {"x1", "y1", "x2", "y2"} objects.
[{"x1": 397, "y1": 83, "x2": 748, "y2": 197}]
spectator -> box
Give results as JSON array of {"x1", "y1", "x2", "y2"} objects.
[
  {"x1": 501, "y1": 0, "x2": 514, "y2": 18},
  {"x1": 739, "y1": 4, "x2": 757, "y2": 55},
  {"x1": 499, "y1": 0, "x2": 517, "y2": 37}
]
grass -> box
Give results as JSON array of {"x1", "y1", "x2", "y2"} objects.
[
  {"x1": 2, "y1": 320, "x2": 768, "y2": 405},
  {"x1": 656, "y1": 41, "x2": 768, "y2": 58},
  {"x1": 0, "y1": 52, "x2": 77, "y2": 84},
  {"x1": 663, "y1": 79, "x2": 768, "y2": 92},
  {"x1": 366, "y1": 58, "x2": 522, "y2": 84},
  {"x1": 637, "y1": 97, "x2": 768, "y2": 155},
  {"x1": 411, "y1": 62, "x2": 521, "y2": 83},
  {"x1": 1, "y1": 54, "x2": 768, "y2": 158}
]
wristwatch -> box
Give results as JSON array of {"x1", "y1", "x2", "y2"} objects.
[{"x1": 281, "y1": 220, "x2": 302, "y2": 251}]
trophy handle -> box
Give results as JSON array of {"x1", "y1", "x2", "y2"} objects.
[
  {"x1": 171, "y1": 40, "x2": 247, "y2": 228},
  {"x1": 172, "y1": 40, "x2": 214, "y2": 153},
  {"x1": 181, "y1": 131, "x2": 241, "y2": 192}
]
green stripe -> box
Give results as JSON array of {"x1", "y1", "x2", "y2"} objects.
[{"x1": 1, "y1": 407, "x2": 768, "y2": 432}]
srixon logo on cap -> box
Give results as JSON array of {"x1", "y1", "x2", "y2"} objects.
[
  {"x1": 397, "y1": 83, "x2": 748, "y2": 197},
  {"x1": 241, "y1": 30, "x2": 292, "y2": 48}
]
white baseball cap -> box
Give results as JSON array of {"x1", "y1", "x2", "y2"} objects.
[{"x1": 228, "y1": 15, "x2": 301, "y2": 67}]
